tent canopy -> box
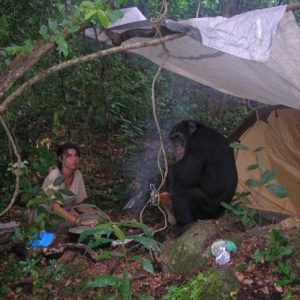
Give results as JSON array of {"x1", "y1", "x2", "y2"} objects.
[{"x1": 85, "y1": 5, "x2": 300, "y2": 109}]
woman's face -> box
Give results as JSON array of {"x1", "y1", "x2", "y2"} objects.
[{"x1": 61, "y1": 148, "x2": 80, "y2": 171}]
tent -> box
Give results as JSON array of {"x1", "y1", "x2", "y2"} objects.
[
  {"x1": 228, "y1": 105, "x2": 300, "y2": 217},
  {"x1": 84, "y1": 5, "x2": 300, "y2": 216}
]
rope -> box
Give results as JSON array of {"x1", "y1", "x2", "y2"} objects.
[{"x1": 139, "y1": 53, "x2": 170, "y2": 236}]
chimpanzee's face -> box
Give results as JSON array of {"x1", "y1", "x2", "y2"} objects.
[{"x1": 170, "y1": 133, "x2": 185, "y2": 161}]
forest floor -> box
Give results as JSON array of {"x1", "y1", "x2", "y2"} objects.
[
  {"x1": 1, "y1": 203, "x2": 300, "y2": 300},
  {"x1": 1, "y1": 141, "x2": 300, "y2": 299}
]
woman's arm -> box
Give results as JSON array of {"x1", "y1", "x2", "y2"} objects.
[{"x1": 51, "y1": 203, "x2": 98, "y2": 226}]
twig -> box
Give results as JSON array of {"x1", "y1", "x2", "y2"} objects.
[
  {"x1": 8, "y1": 276, "x2": 33, "y2": 289},
  {"x1": 196, "y1": 0, "x2": 201, "y2": 18},
  {"x1": 43, "y1": 242, "x2": 100, "y2": 262}
]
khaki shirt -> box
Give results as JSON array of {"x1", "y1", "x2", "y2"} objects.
[{"x1": 43, "y1": 168, "x2": 87, "y2": 210}]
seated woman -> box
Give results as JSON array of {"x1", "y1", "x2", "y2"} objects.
[{"x1": 43, "y1": 143, "x2": 106, "y2": 227}]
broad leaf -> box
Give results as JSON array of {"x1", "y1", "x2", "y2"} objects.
[
  {"x1": 67, "y1": 25, "x2": 81, "y2": 33},
  {"x1": 39, "y1": 25, "x2": 48, "y2": 38},
  {"x1": 86, "y1": 274, "x2": 121, "y2": 288},
  {"x1": 247, "y1": 164, "x2": 258, "y2": 171},
  {"x1": 112, "y1": 224, "x2": 125, "y2": 241},
  {"x1": 53, "y1": 191, "x2": 64, "y2": 201},
  {"x1": 266, "y1": 183, "x2": 288, "y2": 198},
  {"x1": 48, "y1": 19, "x2": 58, "y2": 32},
  {"x1": 230, "y1": 142, "x2": 249, "y2": 150},
  {"x1": 84, "y1": 9, "x2": 97, "y2": 21},
  {"x1": 257, "y1": 153, "x2": 265, "y2": 170},
  {"x1": 55, "y1": 34, "x2": 68, "y2": 57},
  {"x1": 107, "y1": 10, "x2": 123, "y2": 22},
  {"x1": 87, "y1": 238, "x2": 112, "y2": 249},
  {"x1": 97, "y1": 10, "x2": 110, "y2": 28},
  {"x1": 245, "y1": 178, "x2": 260, "y2": 187},
  {"x1": 130, "y1": 235, "x2": 159, "y2": 252},
  {"x1": 78, "y1": 225, "x2": 113, "y2": 243},
  {"x1": 53, "y1": 176, "x2": 64, "y2": 186},
  {"x1": 27, "y1": 197, "x2": 48, "y2": 207},
  {"x1": 142, "y1": 259, "x2": 154, "y2": 274},
  {"x1": 260, "y1": 169, "x2": 277, "y2": 185},
  {"x1": 58, "y1": 188, "x2": 74, "y2": 196},
  {"x1": 119, "y1": 220, "x2": 152, "y2": 236},
  {"x1": 221, "y1": 202, "x2": 240, "y2": 215},
  {"x1": 99, "y1": 250, "x2": 112, "y2": 259}
]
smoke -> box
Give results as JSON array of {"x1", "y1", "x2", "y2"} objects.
[{"x1": 123, "y1": 119, "x2": 173, "y2": 211}]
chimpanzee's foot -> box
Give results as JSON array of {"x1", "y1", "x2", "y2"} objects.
[{"x1": 169, "y1": 224, "x2": 191, "y2": 238}]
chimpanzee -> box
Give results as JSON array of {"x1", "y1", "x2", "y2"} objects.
[{"x1": 167, "y1": 120, "x2": 238, "y2": 237}]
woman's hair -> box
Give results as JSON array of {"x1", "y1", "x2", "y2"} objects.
[{"x1": 56, "y1": 143, "x2": 80, "y2": 171}]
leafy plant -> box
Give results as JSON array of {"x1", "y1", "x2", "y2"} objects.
[
  {"x1": 221, "y1": 192, "x2": 257, "y2": 227},
  {"x1": 24, "y1": 175, "x2": 74, "y2": 242},
  {"x1": 230, "y1": 143, "x2": 288, "y2": 198},
  {"x1": 253, "y1": 229, "x2": 295, "y2": 287},
  {"x1": 42, "y1": 259, "x2": 66, "y2": 282},
  {"x1": 223, "y1": 143, "x2": 288, "y2": 227},
  {"x1": 79, "y1": 0, "x2": 124, "y2": 28},
  {"x1": 82, "y1": 220, "x2": 158, "y2": 299}
]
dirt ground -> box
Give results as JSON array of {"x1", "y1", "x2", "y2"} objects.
[{"x1": 1, "y1": 204, "x2": 300, "y2": 300}]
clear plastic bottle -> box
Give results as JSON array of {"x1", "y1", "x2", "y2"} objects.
[{"x1": 211, "y1": 239, "x2": 231, "y2": 265}]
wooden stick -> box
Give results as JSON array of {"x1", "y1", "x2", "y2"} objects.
[{"x1": 286, "y1": 2, "x2": 300, "y2": 11}]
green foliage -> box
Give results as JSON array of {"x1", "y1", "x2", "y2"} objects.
[
  {"x1": 19, "y1": 169, "x2": 74, "y2": 242},
  {"x1": 83, "y1": 220, "x2": 159, "y2": 299},
  {"x1": 0, "y1": 145, "x2": 55, "y2": 212},
  {"x1": 223, "y1": 143, "x2": 288, "y2": 227},
  {"x1": 221, "y1": 192, "x2": 257, "y2": 227},
  {"x1": 79, "y1": 0, "x2": 123, "y2": 28},
  {"x1": 3, "y1": 40, "x2": 33, "y2": 63},
  {"x1": 283, "y1": 290, "x2": 298, "y2": 300},
  {"x1": 162, "y1": 271, "x2": 236, "y2": 300},
  {"x1": 42, "y1": 259, "x2": 66, "y2": 283},
  {"x1": 253, "y1": 229, "x2": 296, "y2": 287},
  {"x1": 145, "y1": 0, "x2": 220, "y2": 20},
  {"x1": 230, "y1": 143, "x2": 288, "y2": 198},
  {"x1": 0, "y1": 256, "x2": 66, "y2": 296}
]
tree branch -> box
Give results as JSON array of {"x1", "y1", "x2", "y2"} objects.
[
  {"x1": 0, "y1": 24, "x2": 91, "y2": 100},
  {"x1": 286, "y1": 2, "x2": 300, "y2": 11},
  {"x1": 0, "y1": 115, "x2": 21, "y2": 217},
  {"x1": 0, "y1": 33, "x2": 183, "y2": 114}
]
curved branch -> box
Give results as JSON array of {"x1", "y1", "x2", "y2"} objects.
[
  {"x1": 0, "y1": 115, "x2": 21, "y2": 217},
  {"x1": 0, "y1": 33, "x2": 183, "y2": 113}
]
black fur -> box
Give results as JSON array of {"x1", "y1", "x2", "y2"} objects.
[{"x1": 168, "y1": 120, "x2": 238, "y2": 237}]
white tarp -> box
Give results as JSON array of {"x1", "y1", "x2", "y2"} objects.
[{"x1": 85, "y1": 6, "x2": 300, "y2": 109}]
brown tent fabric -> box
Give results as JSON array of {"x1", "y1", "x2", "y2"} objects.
[{"x1": 235, "y1": 107, "x2": 300, "y2": 216}]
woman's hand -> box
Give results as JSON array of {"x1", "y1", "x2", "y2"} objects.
[{"x1": 79, "y1": 219, "x2": 99, "y2": 227}]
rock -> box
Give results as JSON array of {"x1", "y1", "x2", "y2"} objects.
[
  {"x1": 160, "y1": 221, "x2": 219, "y2": 274},
  {"x1": 0, "y1": 221, "x2": 19, "y2": 244},
  {"x1": 160, "y1": 213, "x2": 244, "y2": 275}
]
